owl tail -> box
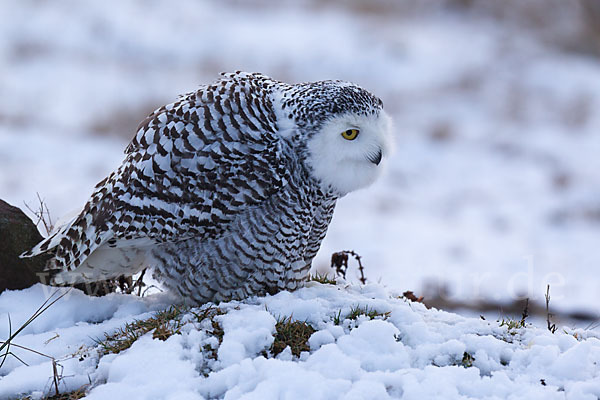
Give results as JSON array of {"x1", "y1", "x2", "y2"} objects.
[
  {"x1": 20, "y1": 207, "x2": 113, "y2": 280},
  {"x1": 50, "y1": 243, "x2": 151, "y2": 285},
  {"x1": 22, "y1": 209, "x2": 151, "y2": 285},
  {"x1": 20, "y1": 212, "x2": 80, "y2": 259}
]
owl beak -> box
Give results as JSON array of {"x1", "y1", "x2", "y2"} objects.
[{"x1": 367, "y1": 149, "x2": 383, "y2": 166}]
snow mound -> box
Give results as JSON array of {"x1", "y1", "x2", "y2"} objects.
[{"x1": 0, "y1": 283, "x2": 599, "y2": 399}]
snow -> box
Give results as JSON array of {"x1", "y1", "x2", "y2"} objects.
[
  {"x1": 217, "y1": 309, "x2": 276, "y2": 368},
  {"x1": 1, "y1": 1, "x2": 600, "y2": 396},
  {"x1": 1, "y1": 1, "x2": 600, "y2": 316},
  {"x1": 2, "y1": 1, "x2": 599, "y2": 316},
  {"x1": 1, "y1": 283, "x2": 600, "y2": 399},
  {"x1": 91, "y1": 335, "x2": 204, "y2": 400}
]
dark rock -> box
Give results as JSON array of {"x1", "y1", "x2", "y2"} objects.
[{"x1": 0, "y1": 199, "x2": 50, "y2": 293}]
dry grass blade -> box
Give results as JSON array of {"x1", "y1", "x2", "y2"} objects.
[
  {"x1": 0, "y1": 288, "x2": 72, "y2": 368},
  {"x1": 1, "y1": 314, "x2": 13, "y2": 369},
  {"x1": 0, "y1": 341, "x2": 54, "y2": 360},
  {"x1": 94, "y1": 305, "x2": 187, "y2": 355},
  {"x1": 52, "y1": 359, "x2": 60, "y2": 396},
  {"x1": 44, "y1": 386, "x2": 87, "y2": 400}
]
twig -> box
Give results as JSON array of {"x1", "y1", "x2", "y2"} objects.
[
  {"x1": 136, "y1": 268, "x2": 147, "y2": 296},
  {"x1": 141, "y1": 284, "x2": 163, "y2": 298},
  {"x1": 545, "y1": 285, "x2": 557, "y2": 333},
  {"x1": 23, "y1": 192, "x2": 55, "y2": 235},
  {"x1": 52, "y1": 359, "x2": 60, "y2": 396},
  {"x1": 44, "y1": 333, "x2": 60, "y2": 345},
  {"x1": 350, "y1": 251, "x2": 367, "y2": 285},
  {"x1": 520, "y1": 298, "x2": 529, "y2": 327}
]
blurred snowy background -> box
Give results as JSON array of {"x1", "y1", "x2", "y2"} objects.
[{"x1": 1, "y1": 0, "x2": 599, "y2": 319}]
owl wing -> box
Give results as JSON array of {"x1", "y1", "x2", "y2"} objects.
[
  {"x1": 116, "y1": 74, "x2": 288, "y2": 243},
  {"x1": 22, "y1": 73, "x2": 290, "y2": 277}
]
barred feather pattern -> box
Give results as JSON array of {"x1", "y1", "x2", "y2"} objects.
[{"x1": 22, "y1": 71, "x2": 386, "y2": 303}]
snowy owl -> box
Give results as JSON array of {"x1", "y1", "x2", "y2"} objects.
[{"x1": 22, "y1": 72, "x2": 392, "y2": 303}]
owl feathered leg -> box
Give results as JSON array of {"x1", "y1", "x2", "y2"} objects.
[{"x1": 51, "y1": 242, "x2": 151, "y2": 284}]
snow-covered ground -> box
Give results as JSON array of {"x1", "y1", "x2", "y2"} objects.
[
  {"x1": 1, "y1": 1, "x2": 599, "y2": 317},
  {"x1": 1, "y1": 283, "x2": 599, "y2": 399}
]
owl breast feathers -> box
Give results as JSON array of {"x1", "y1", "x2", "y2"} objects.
[{"x1": 22, "y1": 72, "x2": 392, "y2": 303}]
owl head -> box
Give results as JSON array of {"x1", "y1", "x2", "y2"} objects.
[{"x1": 279, "y1": 80, "x2": 393, "y2": 196}]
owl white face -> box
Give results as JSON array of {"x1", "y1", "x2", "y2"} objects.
[{"x1": 306, "y1": 111, "x2": 392, "y2": 196}]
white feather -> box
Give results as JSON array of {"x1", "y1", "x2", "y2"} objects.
[{"x1": 306, "y1": 111, "x2": 392, "y2": 196}]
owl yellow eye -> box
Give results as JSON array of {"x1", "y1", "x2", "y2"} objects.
[{"x1": 341, "y1": 129, "x2": 359, "y2": 140}]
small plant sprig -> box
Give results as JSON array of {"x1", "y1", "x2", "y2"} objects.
[
  {"x1": 346, "y1": 305, "x2": 390, "y2": 321},
  {"x1": 308, "y1": 273, "x2": 337, "y2": 285},
  {"x1": 333, "y1": 305, "x2": 390, "y2": 325},
  {"x1": 460, "y1": 352, "x2": 475, "y2": 368},
  {"x1": 499, "y1": 299, "x2": 529, "y2": 335},
  {"x1": 270, "y1": 316, "x2": 315, "y2": 357},
  {"x1": 333, "y1": 310, "x2": 343, "y2": 325},
  {"x1": 331, "y1": 250, "x2": 367, "y2": 284},
  {"x1": 545, "y1": 285, "x2": 557, "y2": 334}
]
